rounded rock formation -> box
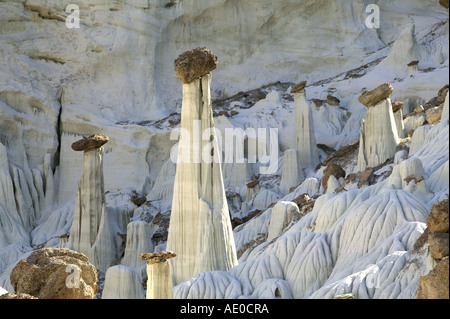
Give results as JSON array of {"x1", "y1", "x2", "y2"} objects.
[
  {"x1": 10, "y1": 248, "x2": 98, "y2": 299},
  {"x1": 174, "y1": 47, "x2": 218, "y2": 83}
]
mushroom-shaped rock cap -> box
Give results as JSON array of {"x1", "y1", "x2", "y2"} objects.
[
  {"x1": 358, "y1": 83, "x2": 394, "y2": 108},
  {"x1": 392, "y1": 101, "x2": 404, "y2": 113},
  {"x1": 291, "y1": 81, "x2": 307, "y2": 94},
  {"x1": 140, "y1": 251, "x2": 176, "y2": 264},
  {"x1": 71, "y1": 134, "x2": 109, "y2": 152},
  {"x1": 174, "y1": 47, "x2": 218, "y2": 83}
]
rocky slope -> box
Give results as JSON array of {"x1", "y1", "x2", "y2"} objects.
[{"x1": 0, "y1": 0, "x2": 449, "y2": 299}]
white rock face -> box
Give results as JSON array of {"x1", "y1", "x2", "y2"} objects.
[
  {"x1": 66, "y1": 148, "x2": 105, "y2": 259},
  {"x1": 102, "y1": 265, "x2": 144, "y2": 299},
  {"x1": 146, "y1": 261, "x2": 174, "y2": 299},
  {"x1": 294, "y1": 92, "x2": 319, "y2": 169},
  {"x1": 0, "y1": 0, "x2": 448, "y2": 301},
  {"x1": 373, "y1": 24, "x2": 428, "y2": 78},
  {"x1": 223, "y1": 160, "x2": 253, "y2": 188},
  {"x1": 393, "y1": 108, "x2": 405, "y2": 138},
  {"x1": 121, "y1": 221, "x2": 154, "y2": 278},
  {"x1": 267, "y1": 201, "x2": 300, "y2": 242},
  {"x1": 166, "y1": 74, "x2": 238, "y2": 285},
  {"x1": 146, "y1": 158, "x2": 176, "y2": 201},
  {"x1": 279, "y1": 149, "x2": 305, "y2": 195},
  {"x1": 357, "y1": 99, "x2": 400, "y2": 171}
]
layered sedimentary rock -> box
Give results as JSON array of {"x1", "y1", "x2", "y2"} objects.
[
  {"x1": 223, "y1": 160, "x2": 253, "y2": 188},
  {"x1": 357, "y1": 83, "x2": 400, "y2": 171},
  {"x1": 101, "y1": 265, "x2": 144, "y2": 299},
  {"x1": 416, "y1": 199, "x2": 449, "y2": 299},
  {"x1": 166, "y1": 48, "x2": 238, "y2": 285},
  {"x1": 121, "y1": 221, "x2": 154, "y2": 278},
  {"x1": 66, "y1": 135, "x2": 108, "y2": 262},
  {"x1": 292, "y1": 81, "x2": 319, "y2": 169},
  {"x1": 280, "y1": 149, "x2": 305, "y2": 195}
]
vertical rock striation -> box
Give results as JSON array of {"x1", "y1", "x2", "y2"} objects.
[
  {"x1": 280, "y1": 149, "x2": 305, "y2": 195},
  {"x1": 141, "y1": 251, "x2": 176, "y2": 299},
  {"x1": 292, "y1": 81, "x2": 319, "y2": 169},
  {"x1": 167, "y1": 48, "x2": 238, "y2": 285},
  {"x1": 357, "y1": 83, "x2": 400, "y2": 171},
  {"x1": 67, "y1": 134, "x2": 109, "y2": 261}
]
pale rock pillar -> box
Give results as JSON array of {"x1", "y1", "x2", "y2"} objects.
[
  {"x1": 102, "y1": 265, "x2": 144, "y2": 299},
  {"x1": 67, "y1": 134, "x2": 109, "y2": 258},
  {"x1": 292, "y1": 81, "x2": 319, "y2": 169},
  {"x1": 141, "y1": 251, "x2": 176, "y2": 299},
  {"x1": 392, "y1": 101, "x2": 405, "y2": 138},
  {"x1": 280, "y1": 149, "x2": 305, "y2": 195},
  {"x1": 357, "y1": 83, "x2": 400, "y2": 171},
  {"x1": 167, "y1": 47, "x2": 238, "y2": 285},
  {"x1": 267, "y1": 201, "x2": 300, "y2": 242}
]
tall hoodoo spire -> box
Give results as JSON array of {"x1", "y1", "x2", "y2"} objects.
[
  {"x1": 357, "y1": 83, "x2": 400, "y2": 172},
  {"x1": 292, "y1": 81, "x2": 319, "y2": 169},
  {"x1": 67, "y1": 134, "x2": 109, "y2": 258},
  {"x1": 167, "y1": 47, "x2": 238, "y2": 285}
]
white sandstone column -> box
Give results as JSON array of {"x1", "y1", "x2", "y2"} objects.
[
  {"x1": 166, "y1": 47, "x2": 238, "y2": 285},
  {"x1": 141, "y1": 251, "x2": 176, "y2": 299},
  {"x1": 280, "y1": 149, "x2": 305, "y2": 195},
  {"x1": 292, "y1": 81, "x2": 319, "y2": 169},
  {"x1": 357, "y1": 83, "x2": 400, "y2": 171},
  {"x1": 67, "y1": 134, "x2": 108, "y2": 257},
  {"x1": 392, "y1": 101, "x2": 405, "y2": 138}
]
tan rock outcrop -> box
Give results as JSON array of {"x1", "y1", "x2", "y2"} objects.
[
  {"x1": 416, "y1": 257, "x2": 449, "y2": 299},
  {"x1": 0, "y1": 293, "x2": 38, "y2": 299},
  {"x1": 427, "y1": 198, "x2": 449, "y2": 233},
  {"x1": 426, "y1": 105, "x2": 444, "y2": 125},
  {"x1": 416, "y1": 198, "x2": 449, "y2": 299},
  {"x1": 322, "y1": 163, "x2": 346, "y2": 190},
  {"x1": 10, "y1": 248, "x2": 98, "y2": 299}
]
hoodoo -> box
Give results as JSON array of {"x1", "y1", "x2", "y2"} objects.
[
  {"x1": 292, "y1": 81, "x2": 319, "y2": 169},
  {"x1": 67, "y1": 134, "x2": 109, "y2": 260},
  {"x1": 141, "y1": 251, "x2": 176, "y2": 299},
  {"x1": 357, "y1": 83, "x2": 400, "y2": 171},
  {"x1": 166, "y1": 47, "x2": 238, "y2": 285}
]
